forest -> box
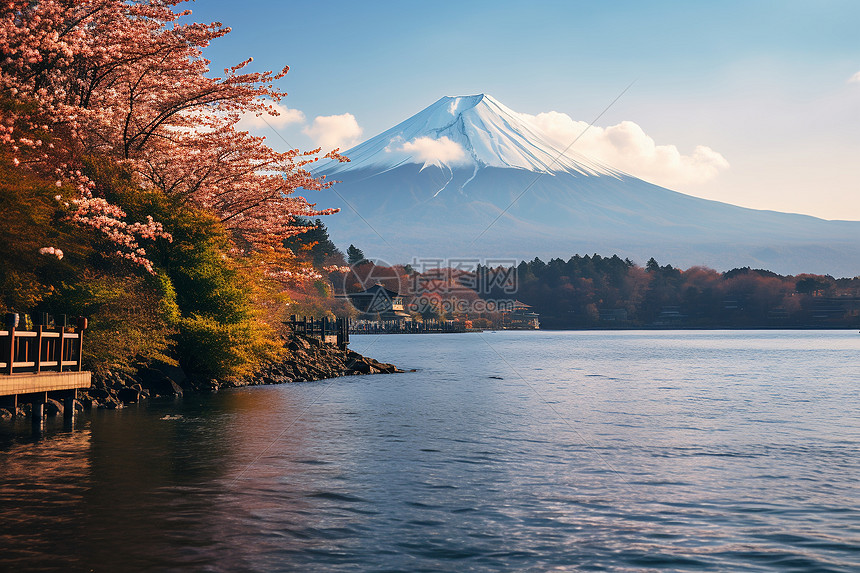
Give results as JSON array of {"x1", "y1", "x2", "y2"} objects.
[{"x1": 501, "y1": 255, "x2": 860, "y2": 329}]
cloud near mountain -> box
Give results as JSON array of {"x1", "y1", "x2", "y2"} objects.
[
  {"x1": 386, "y1": 135, "x2": 469, "y2": 168},
  {"x1": 303, "y1": 113, "x2": 363, "y2": 151},
  {"x1": 525, "y1": 111, "x2": 729, "y2": 187}
]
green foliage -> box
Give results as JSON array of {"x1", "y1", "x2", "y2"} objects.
[
  {"x1": 47, "y1": 272, "x2": 177, "y2": 374},
  {"x1": 347, "y1": 244, "x2": 366, "y2": 265},
  {"x1": 282, "y1": 218, "x2": 345, "y2": 266},
  {"x1": 96, "y1": 166, "x2": 285, "y2": 380},
  {"x1": 1, "y1": 149, "x2": 180, "y2": 374},
  {"x1": 176, "y1": 313, "x2": 282, "y2": 380},
  {"x1": 795, "y1": 276, "x2": 834, "y2": 296}
]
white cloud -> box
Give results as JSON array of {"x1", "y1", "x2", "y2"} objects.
[
  {"x1": 848, "y1": 71, "x2": 860, "y2": 84},
  {"x1": 303, "y1": 113, "x2": 362, "y2": 151},
  {"x1": 525, "y1": 111, "x2": 729, "y2": 186},
  {"x1": 388, "y1": 136, "x2": 469, "y2": 168},
  {"x1": 237, "y1": 101, "x2": 305, "y2": 130}
]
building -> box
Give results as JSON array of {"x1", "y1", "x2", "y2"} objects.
[
  {"x1": 342, "y1": 283, "x2": 412, "y2": 322},
  {"x1": 598, "y1": 308, "x2": 628, "y2": 323},
  {"x1": 501, "y1": 300, "x2": 540, "y2": 329}
]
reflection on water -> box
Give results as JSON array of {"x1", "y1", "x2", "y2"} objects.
[
  {"x1": 1, "y1": 330, "x2": 859, "y2": 572},
  {"x1": 0, "y1": 426, "x2": 91, "y2": 570}
]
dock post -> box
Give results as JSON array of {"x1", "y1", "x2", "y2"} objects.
[
  {"x1": 63, "y1": 395, "x2": 75, "y2": 421},
  {"x1": 63, "y1": 391, "x2": 76, "y2": 429},
  {"x1": 5, "y1": 313, "x2": 17, "y2": 375},
  {"x1": 35, "y1": 324, "x2": 43, "y2": 373},
  {"x1": 57, "y1": 323, "x2": 65, "y2": 373},
  {"x1": 31, "y1": 400, "x2": 44, "y2": 424},
  {"x1": 76, "y1": 317, "x2": 87, "y2": 372}
]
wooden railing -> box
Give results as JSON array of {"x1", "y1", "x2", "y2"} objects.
[
  {"x1": 1, "y1": 313, "x2": 87, "y2": 375},
  {"x1": 287, "y1": 315, "x2": 349, "y2": 349}
]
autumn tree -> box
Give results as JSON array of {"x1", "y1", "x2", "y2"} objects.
[{"x1": 0, "y1": 0, "x2": 347, "y2": 379}]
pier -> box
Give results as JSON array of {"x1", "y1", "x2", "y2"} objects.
[
  {"x1": 287, "y1": 315, "x2": 350, "y2": 348},
  {"x1": 0, "y1": 313, "x2": 91, "y2": 422}
]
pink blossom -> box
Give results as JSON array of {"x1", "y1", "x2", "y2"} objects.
[{"x1": 38, "y1": 246, "x2": 63, "y2": 260}]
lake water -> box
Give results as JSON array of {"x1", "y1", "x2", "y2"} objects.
[{"x1": 1, "y1": 330, "x2": 859, "y2": 572}]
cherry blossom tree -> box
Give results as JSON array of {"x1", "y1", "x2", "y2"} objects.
[{"x1": 1, "y1": 0, "x2": 344, "y2": 270}]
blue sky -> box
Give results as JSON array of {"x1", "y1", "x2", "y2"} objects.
[{"x1": 187, "y1": 0, "x2": 860, "y2": 220}]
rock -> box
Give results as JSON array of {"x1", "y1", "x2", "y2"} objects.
[
  {"x1": 73, "y1": 400, "x2": 84, "y2": 412},
  {"x1": 351, "y1": 359, "x2": 373, "y2": 374},
  {"x1": 137, "y1": 367, "x2": 184, "y2": 397},
  {"x1": 117, "y1": 388, "x2": 142, "y2": 403},
  {"x1": 44, "y1": 398, "x2": 64, "y2": 417},
  {"x1": 241, "y1": 333, "x2": 403, "y2": 387},
  {"x1": 17, "y1": 404, "x2": 31, "y2": 417},
  {"x1": 0, "y1": 408, "x2": 12, "y2": 420},
  {"x1": 189, "y1": 379, "x2": 221, "y2": 392},
  {"x1": 92, "y1": 375, "x2": 109, "y2": 390},
  {"x1": 154, "y1": 362, "x2": 188, "y2": 388},
  {"x1": 287, "y1": 337, "x2": 311, "y2": 351},
  {"x1": 109, "y1": 373, "x2": 125, "y2": 390},
  {"x1": 89, "y1": 388, "x2": 111, "y2": 400}
]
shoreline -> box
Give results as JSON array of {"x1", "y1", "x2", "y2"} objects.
[{"x1": 2, "y1": 334, "x2": 403, "y2": 417}]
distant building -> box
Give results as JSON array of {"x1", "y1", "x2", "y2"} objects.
[
  {"x1": 654, "y1": 306, "x2": 686, "y2": 326},
  {"x1": 501, "y1": 301, "x2": 540, "y2": 329},
  {"x1": 598, "y1": 308, "x2": 628, "y2": 323},
  {"x1": 342, "y1": 283, "x2": 411, "y2": 322},
  {"x1": 808, "y1": 297, "x2": 860, "y2": 323}
]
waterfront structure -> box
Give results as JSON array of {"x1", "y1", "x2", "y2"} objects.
[
  {"x1": 501, "y1": 301, "x2": 540, "y2": 329},
  {"x1": 343, "y1": 284, "x2": 412, "y2": 322},
  {"x1": 0, "y1": 313, "x2": 90, "y2": 421}
]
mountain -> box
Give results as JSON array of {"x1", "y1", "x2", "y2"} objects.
[{"x1": 312, "y1": 94, "x2": 860, "y2": 276}]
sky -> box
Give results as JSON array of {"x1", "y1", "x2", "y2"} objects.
[{"x1": 186, "y1": 0, "x2": 860, "y2": 221}]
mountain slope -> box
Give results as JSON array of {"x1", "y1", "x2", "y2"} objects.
[{"x1": 312, "y1": 94, "x2": 860, "y2": 276}]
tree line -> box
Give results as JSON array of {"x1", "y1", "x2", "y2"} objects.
[
  {"x1": 488, "y1": 255, "x2": 860, "y2": 329},
  {"x1": 331, "y1": 251, "x2": 860, "y2": 329}
]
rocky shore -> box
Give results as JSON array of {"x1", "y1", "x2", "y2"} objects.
[{"x1": 6, "y1": 335, "x2": 402, "y2": 415}]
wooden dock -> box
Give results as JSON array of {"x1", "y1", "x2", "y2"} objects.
[
  {"x1": 287, "y1": 315, "x2": 350, "y2": 348},
  {"x1": 1, "y1": 313, "x2": 91, "y2": 420},
  {"x1": 0, "y1": 371, "x2": 91, "y2": 396}
]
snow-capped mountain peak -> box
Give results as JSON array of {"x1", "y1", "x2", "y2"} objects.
[{"x1": 320, "y1": 94, "x2": 622, "y2": 178}]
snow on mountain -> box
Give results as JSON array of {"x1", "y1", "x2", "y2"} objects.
[
  {"x1": 310, "y1": 95, "x2": 860, "y2": 276},
  {"x1": 320, "y1": 94, "x2": 622, "y2": 180}
]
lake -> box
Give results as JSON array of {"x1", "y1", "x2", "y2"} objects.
[{"x1": 1, "y1": 330, "x2": 859, "y2": 571}]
